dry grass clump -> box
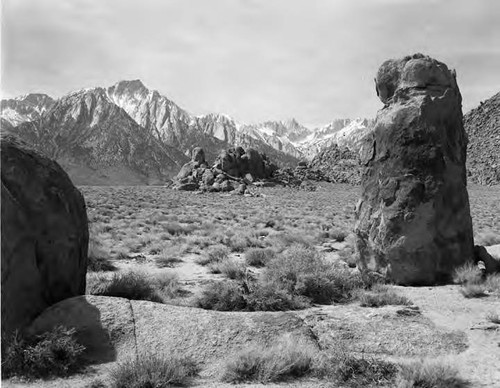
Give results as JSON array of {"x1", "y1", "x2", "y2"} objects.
[
  {"x1": 358, "y1": 283, "x2": 412, "y2": 308},
  {"x1": 221, "y1": 334, "x2": 316, "y2": 383},
  {"x1": 453, "y1": 262, "x2": 482, "y2": 285},
  {"x1": 196, "y1": 244, "x2": 230, "y2": 266},
  {"x1": 395, "y1": 359, "x2": 468, "y2": 388},
  {"x1": 315, "y1": 351, "x2": 398, "y2": 387},
  {"x1": 485, "y1": 273, "x2": 500, "y2": 294},
  {"x1": 1, "y1": 326, "x2": 85, "y2": 380},
  {"x1": 245, "y1": 248, "x2": 275, "y2": 267},
  {"x1": 453, "y1": 262, "x2": 499, "y2": 298},
  {"x1": 460, "y1": 284, "x2": 487, "y2": 298},
  {"x1": 110, "y1": 353, "x2": 199, "y2": 388},
  {"x1": 209, "y1": 258, "x2": 246, "y2": 280},
  {"x1": 86, "y1": 271, "x2": 163, "y2": 303}
]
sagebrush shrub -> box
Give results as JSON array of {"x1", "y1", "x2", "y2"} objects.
[
  {"x1": 197, "y1": 245, "x2": 230, "y2": 266},
  {"x1": 2, "y1": 326, "x2": 85, "y2": 379},
  {"x1": 245, "y1": 283, "x2": 309, "y2": 311},
  {"x1": 245, "y1": 248, "x2": 275, "y2": 267},
  {"x1": 196, "y1": 281, "x2": 247, "y2": 311},
  {"x1": 264, "y1": 244, "x2": 363, "y2": 303}
]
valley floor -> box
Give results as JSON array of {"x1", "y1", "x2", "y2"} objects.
[{"x1": 4, "y1": 183, "x2": 500, "y2": 387}]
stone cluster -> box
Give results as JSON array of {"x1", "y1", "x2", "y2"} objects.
[{"x1": 172, "y1": 146, "x2": 278, "y2": 194}]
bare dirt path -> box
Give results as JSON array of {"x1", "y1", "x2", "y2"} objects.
[{"x1": 397, "y1": 285, "x2": 500, "y2": 388}]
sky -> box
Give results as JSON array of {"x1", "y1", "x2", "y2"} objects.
[{"x1": 1, "y1": 0, "x2": 500, "y2": 127}]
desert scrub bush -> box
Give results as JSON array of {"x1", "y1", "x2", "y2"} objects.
[
  {"x1": 196, "y1": 281, "x2": 247, "y2": 311},
  {"x1": 87, "y1": 237, "x2": 116, "y2": 272},
  {"x1": 358, "y1": 284, "x2": 412, "y2": 307},
  {"x1": 264, "y1": 244, "x2": 363, "y2": 304},
  {"x1": 245, "y1": 283, "x2": 309, "y2": 311},
  {"x1": 395, "y1": 359, "x2": 468, "y2": 388},
  {"x1": 221, "y1": 334, "x2": 316, "y2": 383},
  {"x1": 196, "y1": 244, "x2": 229, "y2": 266},
  {"x1": 209, "y1": 258, "x2": 246, "y2": 280},
  {"x1": 453, "y1": 262, "x2": 482, "y2": 285},
  {"x1": 315, "y1": 351, "x2": 398, "y2": 387},
  {"x1": 87, "y1": 271, "x2": 163, "y2": 303},
  {"x1": 110, "y1": 353, "x2": 199, "y2": 388},
  {"x1": 1, "y1": 326, "x2": 85, "y2": 379},
  {"x1": 459, "y1": 283, "x2": 487, "y2": 298},
  {"x1": 228, "y1": 233, "x2": 263, "y2": 252},
  {"x1": 245, "y1": 248, "x2": 275, "y2": 267}
]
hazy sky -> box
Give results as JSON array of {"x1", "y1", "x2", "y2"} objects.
[{"x1": 2, "y1": 0, "x2": 499, "y2": 126}]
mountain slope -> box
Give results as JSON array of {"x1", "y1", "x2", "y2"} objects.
[
  {"x1": 465, "y1": 92, "x2": 500, "y2": 185},
  {"x1": 11, "y1": 88, "x2": 188, "y2": 185},
  {"x1": 108, "y1": 80, "x2": 300, "y2": 165},
  {"x1": 1, "y1": 93, "x2": 55, "y2": 130}
]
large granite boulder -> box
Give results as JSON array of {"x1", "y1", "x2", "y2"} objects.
[
  {"x1": 354, "y1": 54, "x2": 474, "y2": 285},
  {"x1": 1, "y1": 134, "x2": 88, "y2": 337},
  {"x1": 27, "y1": 296, "x2": 318, "y2": 376}
]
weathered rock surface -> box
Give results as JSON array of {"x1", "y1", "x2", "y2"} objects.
[
  {"x1": 1, "y1": 134, "x2": 88, "y2": 337},
  {"x1": 355, "y1": 54, "x2": 474, "y2": 285},
  {"x1": 27, "y1": 296, "x2": 318, "y2": 376},
  {"x1": 309, "y1": 143, "x2": 362, "y2": 184},
  {"x1": 474, "y1": 245, "x2": 500, "y2": 274}
]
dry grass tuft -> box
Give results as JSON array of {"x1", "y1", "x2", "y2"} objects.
[
  {"x1": 110, "y1": 353, "x2": 199, "y2": 388},
  {"x1": 221, "y1": 334, "x2": 316, "y2": 383},
  {"x1": 358, "y1": 284, "x2": 412, "y2": 307},
  {"x1": 395, "y1": 359, "x2": 469, "y2": 388}
]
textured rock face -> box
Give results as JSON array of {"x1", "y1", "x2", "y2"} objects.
[
  {"x1": 1, "y1": 135, "x2": 88, "y2": 336},
  {"x1": 28, "y1": 296, "x2": 318, "y2": 375},
  {"x1": 355, "y1": 54, "x2": 474, "y2": 285}
]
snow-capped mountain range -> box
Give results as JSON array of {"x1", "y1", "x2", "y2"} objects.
[{"x1": 1, "y1": 80, "x2": 372, "y2": 185}]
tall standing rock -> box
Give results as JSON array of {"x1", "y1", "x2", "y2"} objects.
[
  {"x1": 1, "y1": 134, "x2": 88, "y2": 337},
  {"x1": 354, "y1": 54, "x2": 474, "y2": 285}
]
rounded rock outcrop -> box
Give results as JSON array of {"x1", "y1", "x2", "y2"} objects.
[
  {"x1": 355, "y1": 54, "x2": 474, "y2": 285},
  {"x1": 1, "y1": 134, "x2": 89, "y2": 337}
]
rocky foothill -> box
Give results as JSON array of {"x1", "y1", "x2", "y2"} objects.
[
  {"x1": 464, "y1": 91, "x2": 500, "y2": 185},
  {"x1": 172, "y1": 146, "x2": 278, "y2": 194}
]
